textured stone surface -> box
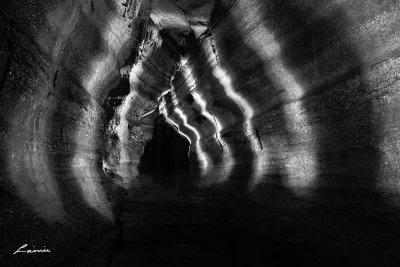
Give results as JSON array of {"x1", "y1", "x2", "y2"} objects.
[
  {"x1": 0, "y1": 0, "x2": 149, "y2": 265},
  {"x1": 169, "y1": 0, "x2": 400, "y2": 194},
  {"x1": 2, "y1": 0, "x2": 400, "y2": 265}
]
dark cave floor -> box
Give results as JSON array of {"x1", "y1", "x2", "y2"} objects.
[{"x1": 102, "y1": 173, "x2": 400, "y2": 267}]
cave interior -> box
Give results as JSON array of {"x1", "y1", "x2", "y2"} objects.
[{"x1": 2, "y1": 0, "x2": 400, "y2": 266}]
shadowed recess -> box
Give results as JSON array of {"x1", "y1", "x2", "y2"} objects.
[{"x1": 2, "y1": 0, "x2": 400, "y2": 266}]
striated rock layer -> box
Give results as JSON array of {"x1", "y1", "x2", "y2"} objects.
[
  {"x1": 0, "y1": 0, "x2": 152, "y2": 265},
  {"x1": 2, "y1": 0, "x2": 400, "y2": 265},
  {"x1": 170, "y1": 0, "x2": 400, "y2": 194}
]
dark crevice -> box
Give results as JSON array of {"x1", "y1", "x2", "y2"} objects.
[
  {"x1": 103, "y1": 78, "x2": 130, "y2": 124},
  {"x1": 123, "y1": 0, "x2": 138, "y2": 19},
  {"x1": 53, "y1": 70, "x2": 59, "y2": 87},
  {"x1": 175, "y1": 1, "x2": 190, "y2": 27},
  {"x1": 159, "y1": 29, "x2": 187, "y2": 56},
  {"x1": 208, "y1": 0, "x2": 238, "y2": 32},
  {"x1": 184, "y1": 93, "x2": 194, "y2": 104},
  {"x1": 2, "y1": 0, "x2": 399, "y2": 266},
  {"x1": 138, "y1": 115, "x2": 190, "y2": 184},
  {"x1": 0, "y1": 19, "x2": 14, "y2": 93},
  {"x1": 217, "y1": 139, "x2": 224, "y2": 151},
  {"x1": 121, "y1": 20, "x2": 147, "y2": 69},
  {"x1": 255, "y1": 128, "x2": 263, "y2": 150}
]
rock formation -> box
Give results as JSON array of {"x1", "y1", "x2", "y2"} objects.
[{"x1": 2, "y1": 0, "x2": 400, "y2": 265}]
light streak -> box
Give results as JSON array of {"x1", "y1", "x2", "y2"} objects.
[
  {"x1": 211, "y1": 66, "x2": 263, "y2": 184},
  {"x1": 159, "y1": 96, "x2": 192, "y2": 145},
  {"x1": 167, "y1": 88, "x2": 209, "y2": 174},
  {"x1": 232, "y1": 2, "x2": 318, "y2": 194},
  {"x1": 172, "y1": 103, "x2": 209, "y2": 173},
  {"x1": 105, "y1": 63, "x2": 145, "y2": 188},
  {"x1": 180, "y1": 62, "x2": 222, "y2": 137},
  {"x1": 72, "y1": 97, "x2": 113, "y2": 221},
  {"x1": 140, "y1": 108, "x2": 156, "y2": 120},
  {"x1": 180, "y1": 61, "x2": 234, "y2": 183},
  {"x1": 200, "y1": 114, "x2": 235, "y2": 185},
  {"x1": 7, "y1": 106, "x2": 67, "y2": 222}
]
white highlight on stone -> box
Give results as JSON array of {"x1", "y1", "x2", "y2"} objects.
[
  {"x1": 82, "y1": 14, "x2": 133, "y2": 98},
  {"x1": 179, "y1": 60, "x2": 220, "y2": 134},
  {"x1": 193, "y1": 90, "x2": 235, "y2": 184},
  {"x1": 168, "y1": 87, "x2": 209, "y2": 173},
  {"x1": 180, "y1": 61, "x2": 234, "y2": 183},
  {"x1": 116, "y1": 88, "x2": 138, "y2": 167},
  {"x1": 233, "y1": 2, "x2": 318, "y2": 194},
  {"x1": 193, "y1": 92, "x2": 220, "y2": 131},
  {"x1": 212, "y1": 67, "x2": 263, "y2": 183},
  {"x1": 214, "y1": 68, "x2": 254, "y2": 119},
  {"x1": 104, "y1": 63, "x2": 144, "y2": 188},
  {"x1": 159, "y1": 97, "x2": 192, "y2": 145},
  {"x1": 158, "y1": 89, "x2": 173, "y2": 101},
  {"x1": 180, "y1": 57, "x2": 189, "y2": 67},
  {"x1": 140, "y1": 108, "x2": 156, "y2": 120},
  {"x1": 72, "y1": 98, "x2": 114, "y2": 222},
  {"x1": 7, "y1": 106, "x2": 67, "y2": 222},
  {"x1": 171, "y1": 91, "x2": 210, "y2": 175}
]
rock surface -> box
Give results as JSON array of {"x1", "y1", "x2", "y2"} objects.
[{"x1": 2, "y1": 0, "x2": 400, "y2": 266}]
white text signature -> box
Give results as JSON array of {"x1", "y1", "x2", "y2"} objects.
[{"x1": 13, "y1": 244, "x2": 50, "y2": 254}]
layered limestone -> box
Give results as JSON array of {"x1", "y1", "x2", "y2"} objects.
[
  {"x1": 0, "y1": 0, "x2": 151, "y2": 265},
  {"x1": 2, "y1": 0, "x2": 400, "y2": 265},
  {"x1": 170, "y1": 0, "x2": 400, "y2": 196}
]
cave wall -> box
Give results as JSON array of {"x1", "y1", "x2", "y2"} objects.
[
  {"x1": 0, "y1": 0, "x2": 150, "y2": 265},
  {"x1": 103, "y1": 22, "x2": 181, "y2": 188},
  {"x1": 171, "y1": 0, "x2": 400, "y2": 196},
  {"x1": 2, "y1": 0, "x2": 400, "y2": 265},
  {"x1": 161, "y1": 2, "x2": 400, "y2": 261}
]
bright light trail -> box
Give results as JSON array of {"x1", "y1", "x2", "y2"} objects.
[
  {"x1": 211, "y1": 66, "x2": 263, "y2": 184},
  {"x1": 159, "y1": 96, "x2": 192, "y2": 145},
  {"x1": 180, "y1": 61, "x2": 234, "y2": 183},
  {"x1": 170, "y1": 89, "x2": 210, "y2": 173},
  {"x1": 232, "y1": 1, "x2": 318, "y2": 194}
]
